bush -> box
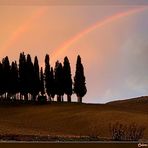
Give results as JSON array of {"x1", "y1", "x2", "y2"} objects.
[
  {"x1": 127, "y1": 123, "x2": 145, "y2": 141},
  {"x1": 109, "y1": 122, "x2": 145, "y2": 141},
  {"x1": 88, "y1": 125, "x2": 100, "y2": 140}
]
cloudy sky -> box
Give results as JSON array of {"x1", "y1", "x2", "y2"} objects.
[{"x1": 0, "y1": 0, "x2": 148, "y2": 103}]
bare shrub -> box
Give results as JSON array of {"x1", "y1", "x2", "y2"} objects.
[
  {"x1": 109, "y1": 122, "x2": 145, "y2": 141},
  {"x1": 126, "y1": 123, "x2": 145, "y2": 141},
  {"x1": 88, "y1": 125, "x2": 100, "y2": 140},
  {"x1": 109, "y1": 122, "x2": 126, "y2": 141}
]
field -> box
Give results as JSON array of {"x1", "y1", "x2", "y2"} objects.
[{"x1": 0, "y1": 96, "x2": 147, "y2": 141}]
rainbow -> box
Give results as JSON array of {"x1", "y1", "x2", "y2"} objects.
[
  {"x1": 0, "y1": 7, "x2": 48, "y2": 57},
  {"x1": 50, "y1": 7, "x2": 148, "y2": 63},
  {"x1": 0, "y1": 6, "x2": 147, "y2": 64}
]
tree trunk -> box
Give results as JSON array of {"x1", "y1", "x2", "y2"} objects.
[
  {"x1": 19, "y1": 93, "x2": 21, "y2": 100},
  {"x1": 20, "y1": 93, "x2": 23, "y2": 101},
  {"x1": 61, "y1": 96, "x2": 64, "y2": 102},
  {"x1": 15, "y1": 94, "x2": 17, "y2": 100},
  {"x1": 7, "y1": 93, "x2": 10, "y2": 100},
  {"x1": 57, "y1": 95, "x2": 59, "y2": 102},
  {"x1": 52, "y1": 97, "x2": 54, "y2": 102},
  {"x1": 5, "y1": 93, "x2": 7, "y2": 99},
  {"x1": 57, "y1": 95, "x2": 61, "y2": 102},
  {"x1": 32, "y1": 94, "x2": 36, "y2": 102},
  {"x1": 67, "y1": 95, "x2": 71, "y2": 102},
  {"x1": 48, "y1": 95, "x2": 51, "y2": 102},
  {"x1": 59, "y1": 96, "x2": 61, "y2": 102},
  {"x1": 24, "y1": 94, "x2": 28, "y2": 101},
  {"x1": 78, "y1": 96, "x2": 82, "y2": 103}
]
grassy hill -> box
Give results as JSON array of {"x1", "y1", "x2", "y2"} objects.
[{"x1": 0, "y1": 97, "x2": 147, "y2": 141}]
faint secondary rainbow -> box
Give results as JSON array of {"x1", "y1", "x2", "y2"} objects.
[
  {"x1": 50, "y1": 7, "x2": 148, "y2": 63},
  {"x1": 1, "y1": 6, "x2": 147, "y2": 65},
  {"x1": 0, "y1": 7, "x2": 48, "y2": 59}
]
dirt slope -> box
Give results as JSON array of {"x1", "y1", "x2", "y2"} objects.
[{"x1": 0, "y1": 99, "x2": 147, "y2": 140}]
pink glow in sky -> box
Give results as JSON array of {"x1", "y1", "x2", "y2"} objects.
[{"x1": 0, "y1": 5, "x2": 148, "y2": 103}]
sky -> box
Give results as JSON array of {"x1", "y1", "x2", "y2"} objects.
[{"x1": 0, "y1": 1, "x2": 148, "y2": 103}]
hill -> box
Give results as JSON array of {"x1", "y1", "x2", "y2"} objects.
[
  {"x1": 0, "y1": 97, "x2": 147, "y2": 141},
  {"x1": 106, "y1": 96, "x2": 148, "y2": 113},
  {"x1": 107, "y1": 96, "x2": 148, "y2": 104}
]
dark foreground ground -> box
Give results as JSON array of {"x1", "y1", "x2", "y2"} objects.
[
  {"x1": 0, "y1": 134, "x2": 109, "y2": 142},
  {"x1": 0, "y1": 96, "x2": 147, "y2": 141}
]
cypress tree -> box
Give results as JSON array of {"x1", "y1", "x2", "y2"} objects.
[
  {"x1": 2, "y1": 56, "x2": 11, "y2": 99},
  {"x1": 0, "y1": 62, "x2": 4, "y2": 97},
  {"x1": 63, "y1": 57, "x2": 72, "y2": 102},
  {"x1": 10, "y1": 61, "x2": 19, "y2": 99},
  {"x1": 54, "y1": 61, "x2": 64, "y2": 102},
  {"x1": 19, "y1": 52, "x2": 27, "y2": 100},
  {"x1": 50, "y1": 67, "x2": 55, "y2": 101},
  {"x1": 40, "y1": 67, "x2": 45, "y2": 96},
  {"x1": 26, "y1": 54, "x2": 34, "y2": 100},
  {"x1": 74, "y1": 55, "x2": 87, "y2": 103},
  {"x1": 44, "y1": 54, "x2": 51, "y2": 101},
  {"x1": 32, "y1": 56, "x2": 40, "y2": 101}
]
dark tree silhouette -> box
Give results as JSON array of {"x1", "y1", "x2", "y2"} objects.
[
  {"x1": 26, "y1": 54, "x2": 34, "y2": 100},
  {"x1": 0, "y1": 62, "x2": 4, "y2": 97},
  {"x1": 32, "y1": 56, "x2": 40, "y2": 101},
  {"x1": 0, "y1": 52, "x2": 87, "y2": 104},
  {"x1": 54, "y1": 61, "x2": 64, "y2": 102},
  {"x1": 44, "y1": 54, "x2": 52, "y2": 101},
  {"x1": 10, "y1": 61, "x2": 19, "y2": 99},
  {"x1": 63, "y1": 57, "x2": 72, "y2": 102},
  {"x1": 74, "y1": 55, "x2": 87, "y2": 103},
  {"x1": 50, "y1": 67, "x2": 55, "y2": 101},
  {"x1": 40, "y1": 67, "x2": 45, "y2": 96},
  {"x1": 37, "y1": 67, "x2": 47, "y2": 104},
  {"x1": 19, "y1": 52, "x2": 27, "y2": 100},
  {"x1": 2, "y1": 56, "x2": 11, "y2": 99}
]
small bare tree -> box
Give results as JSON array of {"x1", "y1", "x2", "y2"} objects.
[
  {"x1": 109, "y1": 122, "x2": 145, "y2": 141},
  {"x1": 126, "y1": 123, "x2": 145, "y2": 141},
  {"x1": 88, "y1": 124, "x2": 100, "y2": 140}
]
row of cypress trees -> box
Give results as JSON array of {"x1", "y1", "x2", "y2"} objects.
[{"x1": 0, "y1": 52, "x2": 87, "y2": 103}]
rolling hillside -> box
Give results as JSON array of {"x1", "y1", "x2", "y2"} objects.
[
  {"x1": 0, "y1": 97, "x2": 147, "y2": 140},
  {"x1": 107, "y1": 96, "x2": 148, "y2": 113}
]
